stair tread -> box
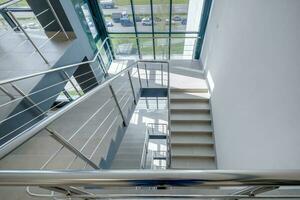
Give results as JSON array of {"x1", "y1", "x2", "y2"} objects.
[
  {"x1": 170, "y1": 88, "x2": 208, "y2": 93},
  {"x1": 171, "y1": 112, "x2": 211, "y2": 121},
  {"x1": 171, "y1": 122, "x2": 213, "y2": 132},
  {"x1": 172, "y1": 145, "x2": 215, "y2": 157},
  {"x1": 170, "y1": 102, "x2": 210, "y2": 110},
  {"x1": 171, "y1": 157, "x2": 216, "y2": 169},
  {"x1": 170, "y1": 92, "x2": 210, "y2": 101}
]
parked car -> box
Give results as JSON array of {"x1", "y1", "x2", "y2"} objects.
[
  {"x1": 172, "y1": 15, "x2": 182, "y2": 21},
  {"x1": 181, "y1": 18, "x2": 187, "y2": 25},
  {"x1": 112, "y1": 12, "x2": 122, "y2": 23},
  {"x1": 135, "y1": 16, "x2": 142, "y2": 22},
  {"x1": 165, "y1": 19, "x2": 176, "y2": 25},
  {"x1": 150, "y1": 16, "x2": 161, "y2": 22},
  {"x1": 142, "y1": 17, "x2": 152, "y2": 26},
  {"x1": 106, "y1": 21, "x2": 113, "y2": 27},
  {"x1": 120, "y1": 18, "x2": 133, "y2": 26},
  {"x1": 100, "y1": 0, "x2": 115, "y2": 9}
]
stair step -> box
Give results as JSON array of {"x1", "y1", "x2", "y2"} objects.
[
  {"x1": 170, "y1": 101, "x2": 210, "y2": 111},
  {"x1": 171, "y1": 157, "x2": 216, "y2": 169},
  {"x1": 171, "y1": 144, "x2": 215, "y2": 157},
  {"x1": 170, "y1": 92, "x2": 210, "y2": 102},
  {"x1": 171, "y1": 121, "x2": 213, "y2": 133},
  {"x1": 170, "y1": 88, "x2": 208, "y2": 93},
  {"x1": 171, "y1": 112, "x2": 211, "y2": 122},
  {"x1": 171, "y1": 132, "x2": 214, "y2": 144}
]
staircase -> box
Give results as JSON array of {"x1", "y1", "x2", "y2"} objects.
[{"x1": 170, "y1": 88, "x2": 216, "y2": 169}]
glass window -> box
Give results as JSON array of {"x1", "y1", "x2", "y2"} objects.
[
  {"x1": 99, "y1": 0, "x2": 135, "y2": 33},
  {"x1": 172, "y1": 0, "x2": 204, "y2": 32},
  {"x1": 153, "y1": 0, "x2": 170, "y2": 33},
  {"x1": 81, "y1": 3, "x2": 98, "y2": 38},
  {"x1": 155, "y1": 34, "x2": 169, "y2": 60},
  {"x1": 110, "y1": 34, "x2": 138, "y2": 59},
  {"x1": 94, "y1": 0, "x2": 209, "y2": 59},
  {"x1": 139, "y1": 34, "x2": 154, "y2": 59},
  {"x1": 133, "y1": 0, "x2": 152, "y2": 33}
]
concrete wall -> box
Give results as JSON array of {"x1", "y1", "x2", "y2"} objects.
[{"x1": 201, "y1": 0, "x2": 300, "y2": 169}]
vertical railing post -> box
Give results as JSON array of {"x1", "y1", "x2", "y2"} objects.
[
  {"x1": 10, "y1": 83, "x2": 45, "y2": 114},
  {"x1": 0, "y1": 85, "x2": 15, "y2": 100},
  {"x1": 97, "y1": 54, "x2": 108, "y2": 77},
  {"x1": 144, "y1": 63, "x2": 149, "y2": 87},
  {"x1": 46, "y1": 0, "x2": 69, "y2": 40},
  {"x1": 127, "y1": 71, "x2": 137, "y2": 105},
  {"x1": 62, "y1": 71, "x2": 82, "y2": 97},
  {"x1": 7, "y1": 11, "x2": 49, "y2": 64},
  {"x1": 109, "y1": 84, "x2": 127, "y2": 126},
  {"x1": 46, "y1": 128, "x2": 100, "y2": 169},
  {"x1": 167, "y1": 61, "x2": 171, "y2": 168},
  {"x1": 136, "y1": 63, "x2": 142, "y2": 88},
  {"x1": 161, "y1": 63, "x2": 163, "y2": 87}
]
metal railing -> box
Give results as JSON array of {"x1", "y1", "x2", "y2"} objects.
[
  {"x1": 0, "y1": 170, "x2": 300, "y2": 199},
  {"x1": 0, "y1": 0, "x2": 70, "y2": 64},
  {"x1": 140, "y1": 123, "x2": 169, "y2": 169},
  {"x1": 0, "y1": 34, "x2": 169, "y2": 158}
]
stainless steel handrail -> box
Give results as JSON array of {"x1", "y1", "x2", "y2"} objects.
[{"x1": 0, "y1": 169, "x2": 300, "y2": 186}]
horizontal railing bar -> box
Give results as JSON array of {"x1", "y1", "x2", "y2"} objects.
[
  {"x1": 0, "y1": 37, "x2": 110, "y2": 86},
  {"x1": 35, "y1": 8, "x2": 49, "y2": 18},
  {"x1": 0, "y1": 170, "x2": 299, "y2": 187},
  {"x1": 0, "y1": 79, "x2": 100, "y2": 143},
  {"x1": 42, "y1": 19, "x2": 55, "y2": 30},
  {"x1": 0, "y1": 70, "x2": 93, "y2": 109},
  {"x1": 41, "y1": 96, "x2": 114, "y2": 169},
  {"x1": 109, "y1": 31, "x2": 200, "y2": 35},
  {"x1": 33, "y1": 194, "x2": 300, "y2": 199}
]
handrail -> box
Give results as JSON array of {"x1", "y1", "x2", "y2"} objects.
[
  {"x1": 0, "y1": 169, "x2": 300, "y2": 187},
  {"x1": 0, "y1": 59, "x2": 169, "y2": 159},
  {"x1": 0, "y1": 37, "x2": 110, "y2": 86}
]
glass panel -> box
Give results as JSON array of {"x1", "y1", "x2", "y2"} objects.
[
  {"x1": 139, "y1": 34, "x2": 154, "y2": 59},
  {"x1": 133, "y1": 0, "x2": 152, "y2": 33},
  {"x1": 170, "y1": 33, "x2": 196, "y2": 59},
  {"x1": 81, "y1": 3, "x2": 98, "y2": 38},
  {"x1": 99, "y1": 0, "x2": 135, "y2": 32},
  {"x1": 172, "y1": 0, "x2": 204, "y2": 32},
  {"x1": 155, "y1": 34, "x2": 168, "y2": 60},
  {"x1": 109, "y1": 34, "x2": 138, "y2": 59},
  {"x1": 152, "y1": 0, "x2": 170, "y2": 33}
]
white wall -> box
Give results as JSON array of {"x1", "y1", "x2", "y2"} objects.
[{"x1": 201, "y1": 0, "x2": 300, "y2": 169}]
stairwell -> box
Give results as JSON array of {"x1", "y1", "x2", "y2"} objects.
[{"x1": 170, "y1": 87, "x2": 216, "y2": 169}]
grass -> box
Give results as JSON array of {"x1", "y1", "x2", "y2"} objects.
[{"x1": 0, "y1": 0, "x2": 28, "y2": 7}]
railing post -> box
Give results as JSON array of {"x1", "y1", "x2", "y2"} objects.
[
  {"x1": 7, "y1": 11, "x2": 49, "y2": 64},
  {"x1": 0, "y1": 85, "x2": 15, "y2": 100},
  {"x1": 46, "y1": 128, "x2": 100, "y2": 169},
  {"x1": 136, "y1": 63, "x2": 142, "y2": 88},
  {"x1": 46, "y1": 0, "x2": 69, "y2": 40},
  {"x1": 144, "y1": 63, "x2": 149, "y2": 87},
  {"x1": 161, "y1": 63, "x2": 163, "y2": 87},
  {"x1": 11, "y1": 83, "x2": 45, "y2": 114},
  {"x1": 62, "y1": 71, "x2": 82, "y2": 97},
  {"x1": 108, "y1": 84, "x2": 127, "y2": 126},
  {"x1": 97, "y1": 54, "x2": 108, "y2": 76},
  {"x1": 127, "y1": 71, "x2": 137, "y2": 105}
]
